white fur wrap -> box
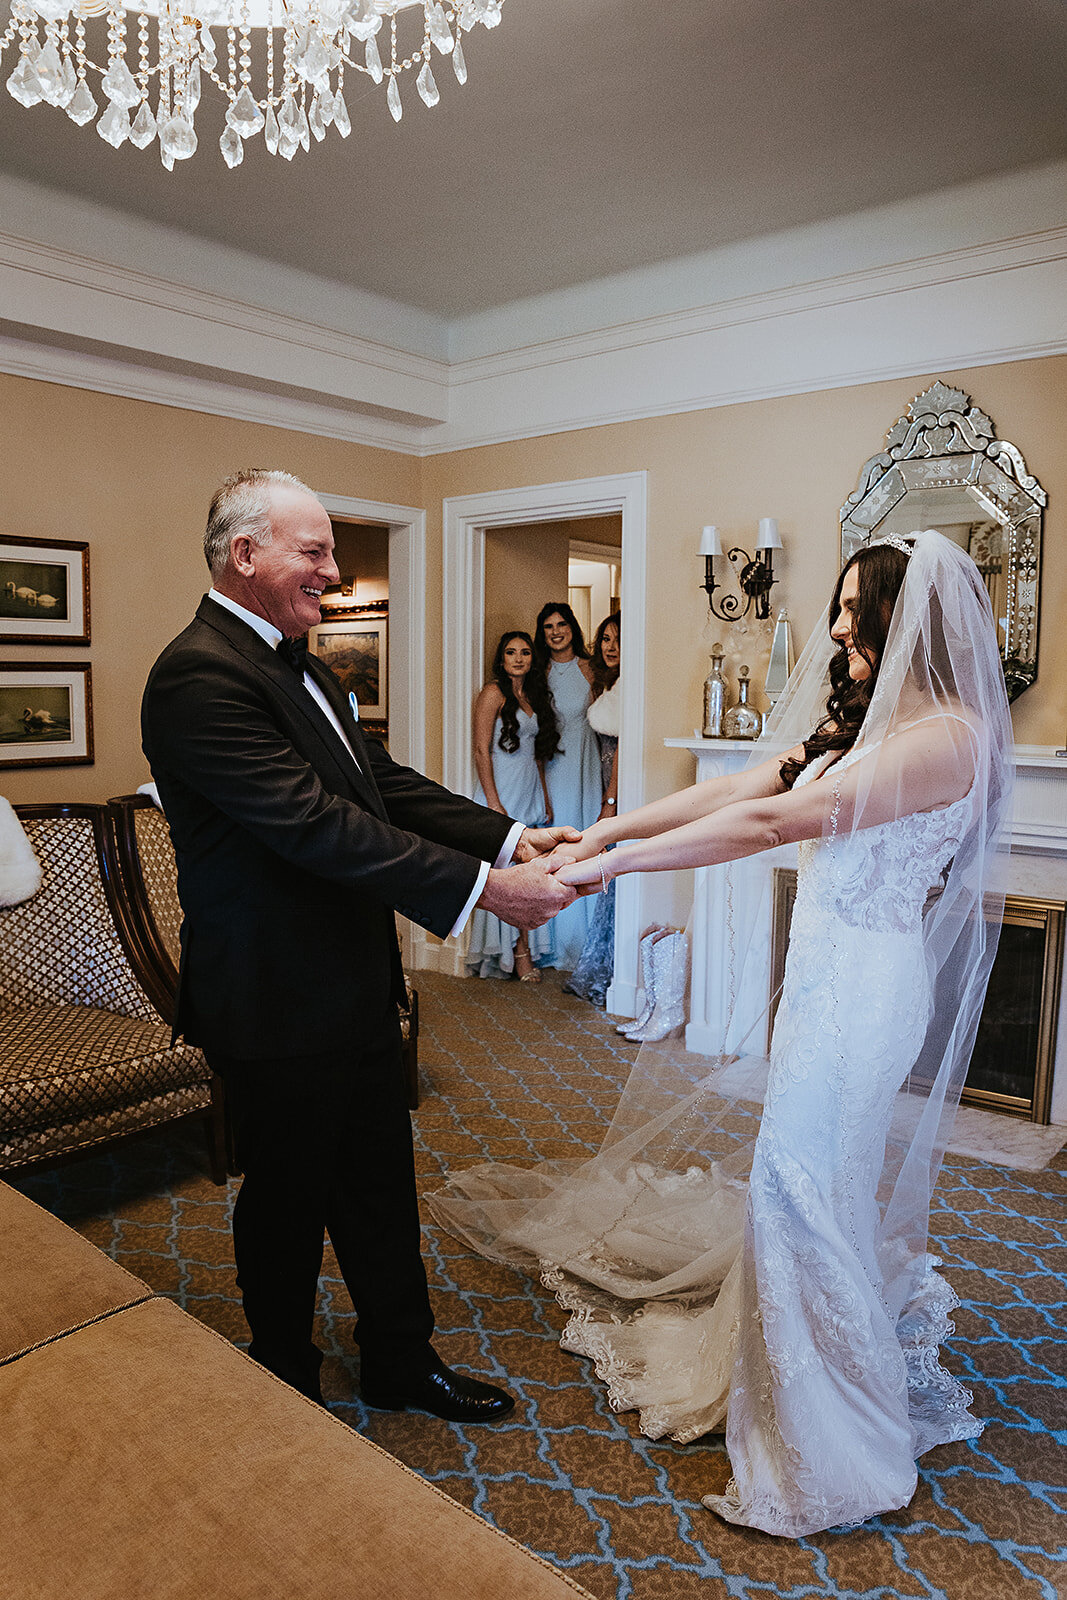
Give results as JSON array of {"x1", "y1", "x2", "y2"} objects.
[{"x1": 0, "y1": 796, "x2": 42, "y2": 906}]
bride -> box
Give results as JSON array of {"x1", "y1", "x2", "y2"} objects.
[{"x1": 429, "y1": 529, "x2": 1012, "y2": 1538}]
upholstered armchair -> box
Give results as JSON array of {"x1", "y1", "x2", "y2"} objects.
[{"x1": 0, "y1": 804, "x2": 225, "y2": 1181}]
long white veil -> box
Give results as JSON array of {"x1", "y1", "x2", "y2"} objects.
[{"x1": 429, "y1": 530, "x2": 1013, "y2": 1452}]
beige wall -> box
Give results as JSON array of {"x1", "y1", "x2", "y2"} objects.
[
  {"x1": 482, "y1": 523, "x2": 570, "y2": 682},
  {"x1": 0, "y1": 373, "x2": 418, "y2": 804},
  {"x1": 2, "y1": 356, "x2": 1063, "y2": 853},
  {"x1": 424, "y1": 355, "x2": 1067, "y2": 797}
]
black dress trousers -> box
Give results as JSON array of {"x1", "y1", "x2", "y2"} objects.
[{"x1": 213, "y1": 1008, "x2": 434, "y2": 1394}]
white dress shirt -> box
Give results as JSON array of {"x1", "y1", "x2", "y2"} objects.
[{"x1": 206, "y1": 590, "x2": 520, "y2": 935}]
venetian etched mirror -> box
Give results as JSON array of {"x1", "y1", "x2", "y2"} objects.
[{"x1": 840, "y1": 382, "x2": 1046, "y2": 699}]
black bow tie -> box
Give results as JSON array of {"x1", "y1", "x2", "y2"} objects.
[{"x1": 277, "y1": 634, "x2": 309, "y2": 677}]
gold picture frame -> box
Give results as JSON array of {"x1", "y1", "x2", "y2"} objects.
[
  {"x1": 309, "y1": 614, "x2": 388, "y2": 721},
  {"x1": 0, "y1": 536, "x2": 90, "y2": 645}
]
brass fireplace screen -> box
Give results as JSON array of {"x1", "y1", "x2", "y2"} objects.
[{"x1": 769, "y1": 871, "x2": 1063, "y2": 1124}]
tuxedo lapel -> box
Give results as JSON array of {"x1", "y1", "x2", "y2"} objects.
[
  {"x1": 306, "y1": 655, "x2": 390, "y2": 821},
  {"x1": 196, "y1": 598, "x2": 388, "y2": 819}
]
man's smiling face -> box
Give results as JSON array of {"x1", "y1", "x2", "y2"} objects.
[{"x1": 239, "y1": 486, "x2": 339, "y2": 638}]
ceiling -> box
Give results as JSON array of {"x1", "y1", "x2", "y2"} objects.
[{"x1": 0, "y1": 0, "x2": 1064, "y2": 320}]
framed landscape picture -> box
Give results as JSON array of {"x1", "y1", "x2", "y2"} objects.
[
  {"x1": 0, "y1": 663, "x2": 94, "y2": 769},
  {"x1": 310, "y1": 616, "x2": 387, "y2": 720},
  {"x1": 0, "y1": 537, "x2": 90, "y2": 645}
]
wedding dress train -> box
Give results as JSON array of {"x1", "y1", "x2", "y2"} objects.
[{"x1": 431, "y1": 748, "x2": 983, "y2": 1537}]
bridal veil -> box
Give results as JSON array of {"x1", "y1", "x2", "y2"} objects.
[{"x1": 429, "y1": 529, "x2": 1013, "y2": 1512}]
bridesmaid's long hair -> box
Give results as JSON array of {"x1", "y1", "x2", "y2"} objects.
[
  {"x1": 491, "y1": 631, "x2": 561, "y2": 763},
  {"x1": 780, "y1": 543, "x2": 910, "y2": 789},
  {"x1": 590, "y1": 611, "x2": 621, "y2": 701},
  {"x1": 533, "y1": 602, "x2": 590, "y2": 671}
]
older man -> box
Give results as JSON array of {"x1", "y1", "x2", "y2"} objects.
[{"x1": 142, "y1": 469, "x2": 575, "y2": 1417}]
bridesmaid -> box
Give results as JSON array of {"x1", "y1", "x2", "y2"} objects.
[
  {"x1": 467, "y1": 631, "x2": 561, "y2": 982},
  {"x1": 564, "y1": 611, "x2": 621, "y2": 1005},
  {"x1": 534, "y1": 601, "x2": 603, "y2": 969}
]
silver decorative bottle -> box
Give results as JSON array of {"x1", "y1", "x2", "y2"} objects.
[
  {"x1": 702, "y1": 643, "x2": 727, "y2": 738},
  {"x1": 723, "y1": 664, "x2": 763, "y2": 741}
]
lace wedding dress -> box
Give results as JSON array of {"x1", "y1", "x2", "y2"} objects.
[
  {"x1": 433, "y1": 751, "x2": 981, "y2": 1537},
  {"x1": 430, "y1": 531, "x2": 1011, "y2": 1539}
]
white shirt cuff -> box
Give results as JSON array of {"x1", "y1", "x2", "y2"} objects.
[
  {"x1": 450, "y1": 860, "x2": 490, "y2": 939},
  {"x1": 449, "y1": 823, "x2": 524, "y2": 938},
  {"x1": 497, "y1": 821, "x2": 525, "y2": 868}
]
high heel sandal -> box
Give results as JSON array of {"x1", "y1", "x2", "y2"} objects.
[{"x1": 514, "y1": 945, "x2": 541, "y2": 983}]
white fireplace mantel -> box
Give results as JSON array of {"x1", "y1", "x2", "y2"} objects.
[{"x1": 665, "y1": 738, "x2": 1067, "y2": 1126}]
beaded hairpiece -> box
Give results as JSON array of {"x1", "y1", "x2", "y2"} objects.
[{"x1": 867, "y1": 533, "x2": 915, "y2": 556}]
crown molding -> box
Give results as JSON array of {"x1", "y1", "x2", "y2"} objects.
[
  {"x1": 0, "y1": 221, "x2": 1062, "y2": 458},
  {"x1": 421, "y1": 337, "x2": 1067, "y2": 457},
  {"x1": 0, "y1": 334, "x2": 432, "y2": 454},
  {"x1": 448, "y1": 227, "x2": 1067, "y2": 385},
  {"x1": 0, "y1": 231, "x2": 448, "y2": 385},
  {"x1": 0, "y1": 229, "x2": 450, "y2": 425}
]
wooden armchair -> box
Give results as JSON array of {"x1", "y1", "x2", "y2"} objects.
[
  {"x1": 0, "y1": 804, "x2": 225, "y2": 1182},
  {"x1": 107, "y1": 794, "x2": 421, "y2": 1110}
]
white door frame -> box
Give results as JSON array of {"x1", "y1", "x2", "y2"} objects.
[
  {"x1": 437, "y1": 471, "x2": 649, "y2": 1013},
  {"x1": 316, "y1": 491, "x2": 427, "y2": 775},
  {"x1": 317, "y1": 490, "x2": 427, "y2": 971}
]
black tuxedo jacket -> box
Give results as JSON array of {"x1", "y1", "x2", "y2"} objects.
[{"x1": 141, "y1": 597, "x2": 513, "y2": 1059}]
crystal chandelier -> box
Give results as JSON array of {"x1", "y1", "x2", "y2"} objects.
[{"x1": 1, "y1": 0, "x2": 504, "y2": 167}]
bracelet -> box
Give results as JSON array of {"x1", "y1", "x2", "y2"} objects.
[{"x1": 598, "y1": 852, "x2": 609, "y2": 893}]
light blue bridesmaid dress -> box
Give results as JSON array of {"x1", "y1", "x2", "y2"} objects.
[
  {"x1": 466, "y1": 706, "x2": 555, "y2": 978},
  {"x1": 544, "y1": 657, "x2": 603, "y2": 970}
]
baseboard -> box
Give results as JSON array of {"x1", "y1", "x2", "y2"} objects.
[
  {"x1": 408, "y1": 928, "x2": 467, "y2": 977},
  {"x1": 606, "y1": 979, "x2": 639, "y2": 1019}
]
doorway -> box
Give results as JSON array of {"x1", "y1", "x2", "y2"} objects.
[{"x1": 438, "y1": 472, "x2": 648, "y2": 1015}]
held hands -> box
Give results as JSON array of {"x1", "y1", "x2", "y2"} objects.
[
  {"x1": 477, "y1": 857, "x2": 576, "y2": 930},
  {"x1": 512, "y1": 825, "x2": 582, "y2": 863},
  {"x1": 552, "y1": 852, "x2": 612, "y2": 898}
]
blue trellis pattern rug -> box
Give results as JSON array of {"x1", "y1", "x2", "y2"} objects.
[{"x1": 14, "y1": 970, "x2": 1067, "y2": 1600}]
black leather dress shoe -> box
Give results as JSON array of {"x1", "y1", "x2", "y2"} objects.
[{"x1": 360, "y1": 1352, "x2": 515, "y2": 1422}]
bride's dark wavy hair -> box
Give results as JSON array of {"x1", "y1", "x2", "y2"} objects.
[
  {"x1": 780, "y1": 542, "x2": 911, "y2": 789},
  {"x1": 491, "y1": 631, "x2": 561, "y2": 763}
]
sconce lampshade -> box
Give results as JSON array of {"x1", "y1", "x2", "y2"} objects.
[
  {"x1": 698, "y1": 525, "x2": 723, "y2": 557},
  {"x1": 756, "y1": 518, "x2": 782, "y2": 550}
]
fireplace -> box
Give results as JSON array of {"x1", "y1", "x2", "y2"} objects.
[{"x1": 769, "y1": 870, "x2": 1063, "y2": 1123}]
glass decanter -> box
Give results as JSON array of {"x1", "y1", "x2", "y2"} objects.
[
  {"x1": 722, "y1": 664, "x2": 763, "y2": 741},
  {"x1": 702, "y1": 643, "x2": 727, "y2": 738}
]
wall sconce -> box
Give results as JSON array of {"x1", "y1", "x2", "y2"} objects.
[{"x1": 698, "y1": 520, "x2": 782, "y2": 621}]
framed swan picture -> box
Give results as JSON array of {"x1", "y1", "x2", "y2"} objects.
[
  {"x1": 0, "y1": 663, "x2": 93, "y2": 768},
  {"x1": 0, "y1": 536, "x2": 90, "y2": 645}
]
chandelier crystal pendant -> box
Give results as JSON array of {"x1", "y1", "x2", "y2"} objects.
[{"x1": 1, "y1": 0, "x2": 504, "y2": 167}]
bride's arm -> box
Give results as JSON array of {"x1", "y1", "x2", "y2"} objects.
[
  {"x1": 557, "y1": 717, "x2": 978, "y2": 886},
  {"x1": 560, "y1": 745, "x2": 803, "y2": 864}
]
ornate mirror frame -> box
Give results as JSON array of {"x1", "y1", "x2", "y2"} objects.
[{"x1": 840, "y1": 381, "x2": 1046, "y2": 699}]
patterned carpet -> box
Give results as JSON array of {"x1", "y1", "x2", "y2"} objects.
[{"x1": 13, "y1": 970, "x2": 1067, "y2": 1600}]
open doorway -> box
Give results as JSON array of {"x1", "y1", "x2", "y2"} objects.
[
  {"x1": 313, "y1": 517, "x2": 392, "y2": 745},
  {"x1": 482, "y1": 514, "x2": 622, "y2": 682},
  {"x1": 439, "y1": 472, "x2": 648, "y2": 1014}
]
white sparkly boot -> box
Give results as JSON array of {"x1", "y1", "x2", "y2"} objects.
[
  {"x1": 624, "y1": 930, "x2": 688, "y2": 1042},
  {"x1": 616, "y1": 925, "x2": 670, "y2": 1035}
]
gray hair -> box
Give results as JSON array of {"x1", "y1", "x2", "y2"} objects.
[{"x1": 203, "y1": 468, "x2": 316, "y2": 578}]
